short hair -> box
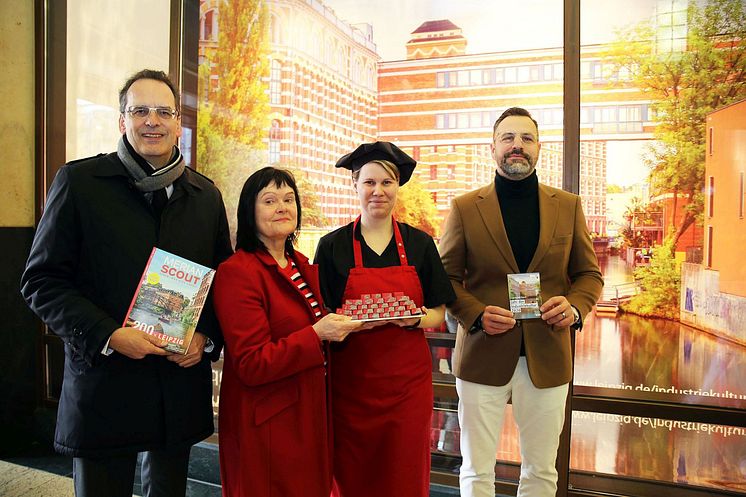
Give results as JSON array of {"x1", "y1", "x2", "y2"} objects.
[
  {"x1": 351, "y1": 159, "x2": 400, "y2": 183},
  {"x1": 118, "y1": 69, "x2": 180, "y2": 113},
  {"x1": 492, "y1": 107, "x2": 539, "y2": 140},
  {"x1": 235, "y1": 167, "x2": 302, "y2": 254}
]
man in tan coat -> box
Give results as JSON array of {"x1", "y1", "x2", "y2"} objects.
[{"x1": 439, "y1": 107, "x2": 603, "y2": 497}]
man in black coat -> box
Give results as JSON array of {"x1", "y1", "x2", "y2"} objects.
[{"x1": 21, "y1": 69, "x2": 233, "y2": 497}]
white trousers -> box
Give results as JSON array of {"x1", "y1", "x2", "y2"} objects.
[{"x1": 457, "y1": 357, "x2": 569, "y2": 497}]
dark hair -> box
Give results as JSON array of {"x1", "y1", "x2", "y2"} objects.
[
  {"x1": 235, "y1": 167, "x2": 302, "y2": 254},
  {"x1": 493, "y1": 107, "x2": 539, "y2": 140},
  {"x1": 118, "y1": 69, "x2": 180, "y2": 113}
]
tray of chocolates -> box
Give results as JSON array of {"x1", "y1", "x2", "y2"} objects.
[{"x1": 337, "y1": 292, "x2": 424, "y2": 322}]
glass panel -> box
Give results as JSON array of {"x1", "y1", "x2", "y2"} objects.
[
  {"x1": 575, "y1": 313, "x2": 746, "y2": 409},
  {"x1": 66, "y1": 0, "x2": 170, "y2": 162},
  {"x1": 579, "y1": 0, "x2": 746, "y2": 494},
  {"x1": 429, "y1": 343, "x2": 455, "y2": 383},
  {"x1": 570, "y1": 411, "x2": 746, "y2": 493},
  {"x1": 431, "y1": 405, "x2": 521, "y2": 465},
  {"x1": 579, "y1": 0, "x2": 746, "y2": 410}
]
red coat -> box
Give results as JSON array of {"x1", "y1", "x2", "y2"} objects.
[{"x1": 213, "y1": 248, "x2": 331, "y2": 497}]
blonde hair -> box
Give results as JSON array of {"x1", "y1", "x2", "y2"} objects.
[{"x1": 351, "y1": 159, "x2": 400, "y2": 183}]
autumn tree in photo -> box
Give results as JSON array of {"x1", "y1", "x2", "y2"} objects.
[
  {"x1": 284, "y1": 166, "x2": 329, "y2": 228},
  {"x1": 393, "y1": 175, "x2": 441, "y2": 238},
  {"x1": 607, "y1": 0, "x2": 746, "y2": 253},
  {"x1": 197, "y1": 0, "x2": 270, "y2": 235}
]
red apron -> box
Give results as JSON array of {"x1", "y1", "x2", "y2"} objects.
[{"x1": 331, "y1": 217, "x2": 432, "y2": 497}]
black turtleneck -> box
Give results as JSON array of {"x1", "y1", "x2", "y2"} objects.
[
  {"x1": 495, "y1": 170, "x2": 540, "y2": 272},
  {"x1": 496, "y1": 170, "x2": 540, "y2": 357}
]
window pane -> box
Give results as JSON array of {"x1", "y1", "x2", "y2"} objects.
[
  {"x1": 571, "y1": 411, "x2": 746, "y2": 493},
  {"x1": 579, "y1": 2, "x2": 746, "y2": 494},
  {"x1": 66, "y1": 0, "x2": 170, "y2": 162}
]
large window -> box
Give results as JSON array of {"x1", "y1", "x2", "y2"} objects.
[
  {"x1": 576, "y1": 0, "x2": 746, "y2": 494},
  {"x1": 38, "y1": 1, "x2": 745, "y2": 496},
  {"x1": 66, "y1": 0, "x2": 170, "y2": 162}
]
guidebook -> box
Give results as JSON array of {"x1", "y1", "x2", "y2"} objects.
[
  {"x1": 507, "y1": 272, "x2": 542, "y2": 320},
  {"x1": 123, "y1": 248, "x2": 216, "y2": 354}
]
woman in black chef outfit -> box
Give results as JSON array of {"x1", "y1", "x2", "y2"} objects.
[{"x1": 314, "y1": 141, "x2": 455, "y2": 497}]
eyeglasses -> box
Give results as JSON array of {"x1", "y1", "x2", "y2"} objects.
[{"x1": 125, "y1": 106, "x2": 179, "y2": 120}]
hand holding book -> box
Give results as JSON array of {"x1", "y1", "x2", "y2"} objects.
[
  {"x1": 167, "y1": 331, "x2": 207, "y2": 367},
  {"x1": 109, "y1": 326, "x2": 170, "y2": 359}
]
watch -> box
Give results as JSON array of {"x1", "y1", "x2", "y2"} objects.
[{"x1": 570, "y1": 306, "x2": 582, "y2": 330}]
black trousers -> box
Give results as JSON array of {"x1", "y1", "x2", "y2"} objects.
[{"x1": 73, "y1": 446, "x2": 191, "y2": 497}]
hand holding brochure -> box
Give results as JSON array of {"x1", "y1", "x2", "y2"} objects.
[
  {"x1": 123, "y1": 248, "x2": 216, "y2": 354},
  {"x1": 507, "y1": 272, "x2": 542, "y2": 320}
]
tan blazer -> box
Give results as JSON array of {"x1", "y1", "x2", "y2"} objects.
[{"x1": 439, "y1": 181, "x2": 603, "y2": 388}]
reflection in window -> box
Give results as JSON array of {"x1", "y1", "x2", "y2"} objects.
[
  {"x1": 571, "y1": 411, "x2": 746, "y2": 492},
  {"x1": 430, "y1": 403, "x2": 521, "y2": 464}
]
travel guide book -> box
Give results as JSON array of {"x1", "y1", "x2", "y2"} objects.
[
  {"x1": 507, "y1": 272, "x2": 542, "y2": 320},
  {"x1": 123, "y1": 247, "x2": 216, "y2": 354}
]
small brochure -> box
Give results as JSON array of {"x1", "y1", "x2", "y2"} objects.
[
  {"x1": 123, "y1": 247, "x2": 216, "y2": 354},
  {"x1": 507, "y1": 272, "x2": 542, "y2": 320}
]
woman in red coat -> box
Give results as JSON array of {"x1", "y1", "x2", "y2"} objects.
[
  {"x1": 213, "y1": 167, "x2": 364, "y2": 497},
  {"x1": 315, "y1": 142, "x2": 455, "y2": 497}
]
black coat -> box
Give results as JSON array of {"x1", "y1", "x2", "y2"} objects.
[{"x1": 21, "y1": 152, "x2": 233, "y2": 457}]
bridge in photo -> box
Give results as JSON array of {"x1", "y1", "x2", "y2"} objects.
[{"x1": 596, "y1": 281, "x2": 641, "y2": 314}]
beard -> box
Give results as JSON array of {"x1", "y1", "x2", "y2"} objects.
[{"x1": 498, "y1": 149, "x2": 536, "y2": 180}]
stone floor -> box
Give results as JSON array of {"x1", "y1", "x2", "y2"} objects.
[
  {"x1": 0, "y1": 443, "x2": 466, "y2": 497},
  {"x1": 0, "y1": 460, "x2": 74, "y2": 497}
]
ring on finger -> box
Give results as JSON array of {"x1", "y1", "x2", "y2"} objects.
[{"x1": 561, "y1": 311, "x2": 566, "y2": 319}]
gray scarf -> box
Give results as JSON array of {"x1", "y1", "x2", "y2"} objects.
[{"x1": 117, "y1": 135, "x2": 185, "y2": 193}]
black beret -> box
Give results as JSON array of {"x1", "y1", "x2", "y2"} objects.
[{"x1": 335, "y1": 141, "x2": 417, "y2": 185}]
